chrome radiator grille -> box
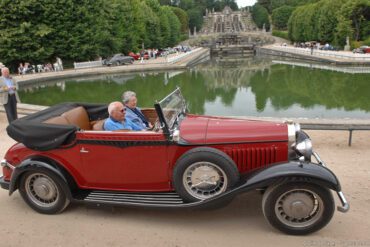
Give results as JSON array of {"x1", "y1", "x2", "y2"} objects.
[{"x1": 226, "y1": 146, "x2": 278, "y2": 172}]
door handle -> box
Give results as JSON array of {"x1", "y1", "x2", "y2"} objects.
[{"x1": 80, "y1": 147, "x2": 89, "y2": 153}]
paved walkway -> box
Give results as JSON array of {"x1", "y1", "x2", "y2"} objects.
[
  {"x1": 260, "y1": 45, "x2": 370, "y2": 65},
  {"x1": 13, "y1": 47, "x2": 209, "y2": 84}
]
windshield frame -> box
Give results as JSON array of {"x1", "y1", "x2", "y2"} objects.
[{"x1": 154, "y1": 88, "x2": 186, "y2": 138}]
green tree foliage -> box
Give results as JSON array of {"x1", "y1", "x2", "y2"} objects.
[
  {"x1": 288, "y1": 0, "x2": 369, "y2": 46},
  {"x1": 187, "y1": 8, "x2": 203, "y2": 34},
  {"x1": 272, "y1": 5, "x2": 295, "y2": 30},
  {"x1": 171, "y1": 6, "x2": 189, "y2": 34},
  {"x1": 336, "y1": 0, "x2": 370, "y2": 45},
  {"x1": 251, "y1": 3, "x2": 270, "y2": 31},
  {"x1": 317, "y1": 0, "x2": 343, "y2": 43},
  {"x1": 288, "y1": 3, "x2": 320, "y2": 42},
  {"x1": 258, "y1": 0, "x2": 320, "y2": 13},
  {"x1": 163, "y1": 6, "x2": 181, "y2": 46},
  {"x1": 0, "y1": 0, "x2": 187, "y2": 69}
]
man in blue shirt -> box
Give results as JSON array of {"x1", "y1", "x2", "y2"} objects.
[{"x1": 103, "y1": 101, "x2": 142, "y2": 131}]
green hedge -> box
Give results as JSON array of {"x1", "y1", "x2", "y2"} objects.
[{"x1": 272, "y1": 30, "x2": 289, "y2": 40}]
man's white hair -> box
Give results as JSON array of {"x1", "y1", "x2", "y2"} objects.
[
  {"x1": 107, "y1": 101, "x2": 122, "y2": 115},
  {"x1": 1, "y1": 67, "x2": 9, "y2": 74},
  {"x1": 122, "y1": 91, "x2": 136, "y2": 104}
]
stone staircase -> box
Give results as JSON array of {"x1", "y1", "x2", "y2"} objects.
[{"x1": 241, "y1": 15, "x2": 257, "y2": 31}]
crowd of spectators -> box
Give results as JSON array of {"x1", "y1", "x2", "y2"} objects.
[{"x1": 16, "y1": 57, "x2": 64, "y2": 75}]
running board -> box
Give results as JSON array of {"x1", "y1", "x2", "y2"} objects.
[{"x1": 81, "y1": 190, "x2": 186, "y2": 207}]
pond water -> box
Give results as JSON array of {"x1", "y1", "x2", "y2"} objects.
[{"x1": 19, "y1": 56, "x2": 370, "y2": 119}]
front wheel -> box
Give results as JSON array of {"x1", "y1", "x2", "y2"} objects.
[
  {"x1": 173, "y1": 147, "x2": 239, "y2": 202},
  {"x1": 262, "y1": 182, "x2": 335, "y2": 235},
  {"x1": 19, "y1": 169, "x2": 70, "y2": 214}
]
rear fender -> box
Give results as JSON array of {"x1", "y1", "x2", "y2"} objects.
[
  {"x1": 240, "y1": 161, "x2": 341, "y2": 192},
  {"x1": 9, "y1": 159, "x2": 72, "y2": 199}
]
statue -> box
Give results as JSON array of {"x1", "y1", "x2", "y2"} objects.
[
  {"x1": 262, "y1": 23, "x2": 266, "y2": 33},
  {"x1": 344, "y1": 36, "x2": 351, "y2": 51},
  {"x1": 194, "y1": 26, "x2": 197, "y2": 37}
]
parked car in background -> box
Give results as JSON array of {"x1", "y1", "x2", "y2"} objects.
[
  {"x1": 320, "y1": 44, "x2": 338, "y2": 51},
  {"x1": 128, "y1": 52, "x2": 140, "y2": 60},
  {"x1": 353, "y1": 46, "x2": 370, "y2": 54},
  {"x1": 1, "y1": 88, "x2": 349, "y2": 235},
  {"x1": 103, "y1": 53, "x2": 134, "y2": 66}
]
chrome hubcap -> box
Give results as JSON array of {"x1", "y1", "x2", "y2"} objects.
[
  {"x1": 183, "y1": 162, "x2": 227, "y2": 200},
  {"x1": 275, "y1": 189, "x2": 323, "y2": 228},
  {"x1": 25, "y1": 173, "x2": 59, "y2": 208}
]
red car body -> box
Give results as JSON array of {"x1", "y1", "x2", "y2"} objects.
[
  {"x1": 2, "y1": 115, "x2": 288, "y2": 191},
  {"x1": 129, "y1": 52, "x2": 149, "y2": 60},
  {"x1": 128, "y1": 52, "x2": 140, "y2": 60},
  {"x1": 0, "y1": 89, "x2": 348, "y2": 235}
]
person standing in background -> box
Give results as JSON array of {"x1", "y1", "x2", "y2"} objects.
[{"x1": 0, "y1": 67, "x2": 20, "y2": 123}]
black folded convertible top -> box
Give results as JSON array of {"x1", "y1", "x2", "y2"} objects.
[{"x1": 6, "y1": 102, "x2": 108, "y2": 151}]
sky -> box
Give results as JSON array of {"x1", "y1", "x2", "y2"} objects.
[{"x1": 236, "y1": 0, "x2": 257, "y2": 7}]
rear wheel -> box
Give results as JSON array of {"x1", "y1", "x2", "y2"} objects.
[
  {"x1": 19, "y1": 169, "x2": 70, "y2": 214},
  {"x1": 262, "y1": 182, "x2": 335, "y2": 235},
  {"x1": 173, "y1": 147, "x2": 239, "y2": 202}
]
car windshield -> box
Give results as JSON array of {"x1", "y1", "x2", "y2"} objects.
[{"x1": 157, "y1": 88, "x2": 186, "y2": 130}]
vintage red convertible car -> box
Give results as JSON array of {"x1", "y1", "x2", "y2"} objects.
[{"x1": 0, "y1": 89, "x2": 348, "y2": 235}]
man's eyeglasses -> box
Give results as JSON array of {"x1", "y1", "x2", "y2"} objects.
[{"x1": 119, "y1": 108, "x2": 126, "y2": 113}]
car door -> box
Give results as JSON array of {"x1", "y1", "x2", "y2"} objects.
[{"x1": 77, "y1": 131, "x2": 171, "y2": 191}]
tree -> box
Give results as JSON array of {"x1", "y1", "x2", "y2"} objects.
[
  {"x1": 272, "y1": 5, "x2": 295, "y2": 30},
  {"x1": 336, "y1": 0, "x2": 370, "y2": 45},
  {"x1": 317, "y1": 0, "x2": 343, "y2": 43},
  {"x1": 288, "y1": 2, "x2": 320, "y2": 42},
  {"x1": 171, "y1": 6, "x2": 189, "y2": 34},
  {"x1": 0, "y1": 0, "x2": 103, "y2": 67},
  {"x1": 187, "y1": 8, "x2": 203, "y2": 34},
  {"x1": 251, "y1": 3, "x2": 270, "y2": 31},
  {"x1": 162, "y1": 6, "x2": 181, "y2": 46}
]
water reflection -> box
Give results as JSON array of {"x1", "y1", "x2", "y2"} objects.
[{"x1": 18, "y1": 56, "x2": 370, "y2": 119}]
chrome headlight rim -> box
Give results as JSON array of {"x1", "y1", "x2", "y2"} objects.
[{"x1": 295, "y1": 138, "x2": 313, "y2": 161}]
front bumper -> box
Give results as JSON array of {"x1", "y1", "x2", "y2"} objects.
[
  {"x1": 0, "y1": 176, "x2": 10, "y2": 190},
  {"x1": 312, "y1": 151, "x2": 350, "y2": 213},
  {"x1": 0, "y1": 159, "x2": 13, "y2": 191}
]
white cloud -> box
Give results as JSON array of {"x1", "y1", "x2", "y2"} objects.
[{"x1": 236, "y1": 0, "x2": 257, "y2": 8}]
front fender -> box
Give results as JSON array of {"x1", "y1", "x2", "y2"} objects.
[
  {"x1": 240, "y1": 161, "x2": 341, "y2": 192},
  {"x1": 9, "y1": 159, "x2": 72, "y2": 199}
]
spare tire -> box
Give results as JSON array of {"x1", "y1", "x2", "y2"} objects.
[{"x1": 173, "y1": 147, "x2": 239, "y2": 202}]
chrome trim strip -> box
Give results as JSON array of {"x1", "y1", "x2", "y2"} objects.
[
  {"x1": 287, "y1": 122, "x2": 297, "y2": 159},
  {"x1": 337, "y1": 191, "x2": 350, "y2": 213},
  {"x1": 86, "y1": 195, "x2": 183, "y2": 201},
  {"x1": 85, "y1": 191, "x2": 184, "y2": 204},
  {"x1": 287, "y1": 122, "x2": 296, "y2": 144},
  {"x1": 0, "y1": 159, "x2": 15, "y2": 170}
]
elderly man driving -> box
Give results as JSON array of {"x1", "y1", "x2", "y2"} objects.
[
  {"x1": 122, "y1": 91, "x2": 152, "y2": 130},
  {"x1": 104, "y1": 101, "x2": 142, "y2": 131}
]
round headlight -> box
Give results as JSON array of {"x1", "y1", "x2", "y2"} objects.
[{"x1": 295, "y1": 139, "x2": 313, "y2": 160}]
